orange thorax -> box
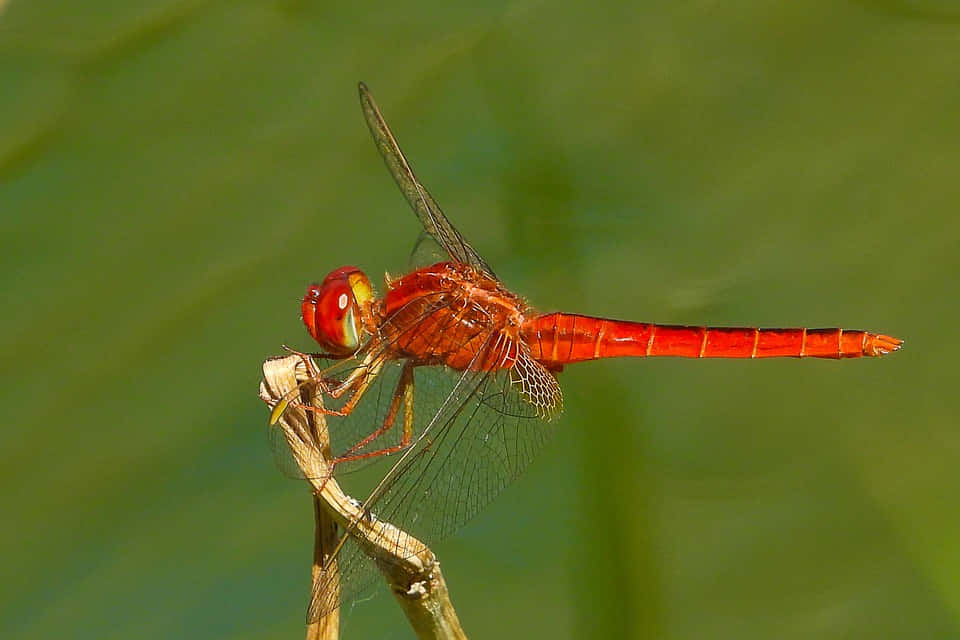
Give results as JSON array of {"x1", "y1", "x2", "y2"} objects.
[{"x1": 381, "y1": 262, "x2": 529, "y2": 371}]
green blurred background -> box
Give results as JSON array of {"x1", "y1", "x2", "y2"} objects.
[{"x1": 2, "y1": 0, "x2": 957, "y2": 638}]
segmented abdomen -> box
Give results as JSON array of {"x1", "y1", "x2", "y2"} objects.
[{"x1": 524, "y1": 313, "x2": 902, "y2": 369}]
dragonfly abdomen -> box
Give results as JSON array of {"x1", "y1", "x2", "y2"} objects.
[{"x1": 524, "y1": 313, "x2": 902, "y2": 367}]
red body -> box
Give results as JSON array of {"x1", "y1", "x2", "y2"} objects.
[
  {"x1": 369, "y1": 261, "x2": 902, "y2": 373},
  {"x1": 380, "y1": 261, "x2": 526, "y2": 371}
]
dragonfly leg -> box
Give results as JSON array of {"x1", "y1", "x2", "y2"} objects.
[
  {"x1": 285, "y1": 345, "x2": 362, "y2": 398},
  {"x1": 300, "y1": 354, "x2": 385, "y2": 419},
  {"x1": 281, "y1": 343, "x2": 341, "y2": 361},
  {"x1": 331, "y1": 361, "x2": 416, "y2": 465},
  {"x1": 271, "y1": 351, "x2": 383, "y2": 424}
]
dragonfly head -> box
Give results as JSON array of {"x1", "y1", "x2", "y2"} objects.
[{"x1": 302, "y1": 266, "x2": 374, "y2": 355}]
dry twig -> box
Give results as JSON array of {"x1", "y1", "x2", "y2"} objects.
[{"x1": 259, "y1": 355, "x2": 467, "y2": 640}]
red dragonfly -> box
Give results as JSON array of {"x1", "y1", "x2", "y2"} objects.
[{"x1": 272, "y1": 82, "x2": 902, "y2": 620}]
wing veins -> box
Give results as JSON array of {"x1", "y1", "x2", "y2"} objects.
[{"x1": 358, "y1": 82, "x2": 496, "y2": 278}]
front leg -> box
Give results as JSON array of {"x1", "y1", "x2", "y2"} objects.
[
  {"x1": 270, "y1": 350, "x2": 384, "y2": 425},
  {"x1": 302, "y1": 353, "x2": 385, "y2": 418}
]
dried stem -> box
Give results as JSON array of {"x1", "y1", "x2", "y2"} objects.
[{"x1": 259, "y1": 355, "x2": 467, "y2": 640}]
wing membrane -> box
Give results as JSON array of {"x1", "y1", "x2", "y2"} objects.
[
  {"x1": 305, "y1": 341, "x2": 557, "y2": 620},
  {"x1": 292, "y1": 304, "x2": 559, "y2": 619},
  {"x1": 358, "y1": 82, "x2": 496, "y2": 278}
]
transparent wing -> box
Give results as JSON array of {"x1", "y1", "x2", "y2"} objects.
[
  {"x1": 358, "y1": 82, "x2": 497, "y2": 279},
  {"x1": 302, "y1": 330, "x2": 561, "y2": 620},
  {"x1": 368, "y1": 351, "x2": 559, "y2": 541},
  {"x1": 408, "y1": 231, "x2": 448, "y2": 271}
]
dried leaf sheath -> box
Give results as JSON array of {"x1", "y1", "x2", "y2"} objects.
[{"x1": 259, "y1": 355, "x2": 467, "y2": 640}]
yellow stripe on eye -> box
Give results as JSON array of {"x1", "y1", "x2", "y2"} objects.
[{"x1": 348, "y1": 272, "x2": 374, "y2": 305}]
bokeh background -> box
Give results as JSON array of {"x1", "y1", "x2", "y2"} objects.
[{"x1": 2, "y1": 1, "x2": 957, "y2": 638}]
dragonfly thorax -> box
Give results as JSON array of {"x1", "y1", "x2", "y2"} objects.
[{"x1": 302, "y1": 266, "x2": 375, "y2": 355}]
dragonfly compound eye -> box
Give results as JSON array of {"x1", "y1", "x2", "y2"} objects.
[{"x1": 302, "y1": 266, "x2": 373, "y2": 354}]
